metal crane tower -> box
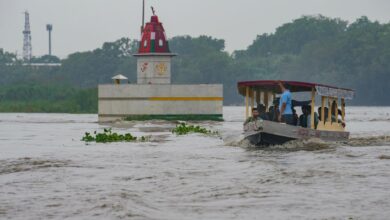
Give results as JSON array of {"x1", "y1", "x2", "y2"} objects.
[{"x1": 23, "y1": 11, "x2": 32, "y2": 61}]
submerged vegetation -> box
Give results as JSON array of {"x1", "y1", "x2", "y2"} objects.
[
  {"x1": 172, "y1": 123, "x2": 218, "y2": 136},
  {"x1": 82, "y1": 128, "x2": 147, "y2": 143},
  {"x1": 125, "y1": 114, "x2": 223, "y2": 121}
]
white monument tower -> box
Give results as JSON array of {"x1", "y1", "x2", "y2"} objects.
[{"x1": 134, "y1": 7, "x2": 176, "y2": 84}]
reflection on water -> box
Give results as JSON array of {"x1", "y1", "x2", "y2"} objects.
[{"x1": 0, "y1": 107, "x2": 389, "y2": 220}]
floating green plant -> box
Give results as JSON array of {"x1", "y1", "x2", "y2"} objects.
[
  {"x1": 82, "y1": 128, "x2": 148, "y2": 143},
  {"x1": 172, "y1": 123, "x2": 218, "y2": 136}
]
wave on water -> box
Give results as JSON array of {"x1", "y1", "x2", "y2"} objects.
[
  {"x1": 0, "y1": 158, "x2": 69, "y2": 175},
  {"x1": 341, "y1": 135, "x2": 390, "y2": 147},
  {"x1": 378, "y1": 155, "x2": 390, "y2": 159}
]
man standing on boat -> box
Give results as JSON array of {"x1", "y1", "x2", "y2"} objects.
[{"x1": 277, "y1": 81, "x2": 294, "y2": 125}]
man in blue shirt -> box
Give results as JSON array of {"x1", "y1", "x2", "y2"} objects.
[{"x1": 277, "y1": 81, "x2": 294, "y2": 125}]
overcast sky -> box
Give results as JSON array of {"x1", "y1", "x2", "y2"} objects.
[{"x1": 1, "y1": 0, "x2": 390, "y2": 58}]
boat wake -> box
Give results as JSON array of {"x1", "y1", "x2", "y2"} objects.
[
  {"x1": 270, "y1": 138, "x2": 332, "y2": 151},
  {"x1": 221, "y1": 132, "x2": 253, "y2": 148},
  {"x1": 223, "y1": 133, "x2": 333, "y2": 151},
  {"x1": 224, "y1": 134, "x2": 390, "y2": 151}
]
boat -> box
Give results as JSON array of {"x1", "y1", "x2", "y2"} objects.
[{"x1": 237, "y1": 80, "x2": 355, "y2": 145}]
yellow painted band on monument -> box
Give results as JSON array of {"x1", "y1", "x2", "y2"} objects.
[{"x1": 149, "y1": 97, "x2": 223, "y2": 101}]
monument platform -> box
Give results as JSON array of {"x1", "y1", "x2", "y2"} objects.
[{"x1": 98, "y1": 84, "x2": 223, "y2": 122}]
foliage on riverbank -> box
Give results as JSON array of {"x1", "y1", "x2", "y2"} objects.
[
  {"x1": 0, "y1": 85, "x2": 97, "y2": 113},
  {"x1": 82, "y1": 128, "x2": 148, "y2": 143},
  {"x1": 172, "y1": 123, "x2": 218, "y2": 136},
  {"x1": 2, "y1": 15, "x2": 390, "y2": 109}
]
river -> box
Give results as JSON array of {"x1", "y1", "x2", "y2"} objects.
[{"x1": 1, "y1": 107, "x2": 390, "y2": 219}]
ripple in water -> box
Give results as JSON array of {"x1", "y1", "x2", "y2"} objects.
[{"x1": 0, "y1": 158, "x2": 69, "y2": 175}]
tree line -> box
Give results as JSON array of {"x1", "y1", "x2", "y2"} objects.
[{"x1": 0, "y1": 15, "x2": 389, "y2": 113}]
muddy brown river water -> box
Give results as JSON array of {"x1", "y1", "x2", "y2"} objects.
[{"x1": 0, "y1": 107, "x2": 390, "y2": 219}]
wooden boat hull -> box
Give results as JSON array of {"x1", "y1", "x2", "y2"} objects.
[{"x1": 244, "y1": 120, "x2": 349, "y2": 146}]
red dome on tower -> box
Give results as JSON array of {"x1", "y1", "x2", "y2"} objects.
[{"x1": 137, "y1": 14, "x2": 171, "y2": 54}]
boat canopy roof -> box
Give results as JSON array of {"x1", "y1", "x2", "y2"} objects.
[{"x1": 237, "y1": 80, "x2": 354, "y2": 100}]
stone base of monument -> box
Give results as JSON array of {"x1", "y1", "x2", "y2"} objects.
[{"x1": 98, "y1": 84, "x2": 223, "y2": 123}]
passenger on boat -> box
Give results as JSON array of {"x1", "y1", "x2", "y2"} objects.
[
  {"x1": 270, "y1": 98, "x2": 280, "y2": 122},
  {"x1": 268, "y1": 106, "x2": 275, "y2": 121},
  {"x1": 257, "y1": 104, "x2": 270, "y2": 120},
  {"x1": 318, "y1": 107, "x2": 329, "y2": 121},
  {"x1": 318, "y1": 106, "x2": 345, "y2": 127},
  {"x1": 292, "y1": 108, "x2": 299, "y2": 126},
  {"x1": 331, "y1": 101, "x2": 346, "y2": 127},
  {"x1": 318, "y1": 107, "x2": 322, "y2": 120},
  {"x1": 317, "y1": 105, "x2": 338, "y2": 123},
  {"x1": 299, "y1": 105, "x2": 309, "y2": 128},
  {"x1": 277, "y1": 82, "x2": 294, "y2": 125},
  {"x1": 243, "y1": 108, "x2": 261, "y2": 126},
  {"x1": 300, "y1": 105, "x2": 319, "y2": 128},
  {"x1": 307, "y1": 105, "x2": 319, "y2": 129}
]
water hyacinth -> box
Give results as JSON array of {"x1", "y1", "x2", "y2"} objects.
[
  {"x1": 82, "y1": 128, "x2": 147, "y2": 143},
  {"x1": 172, "y1": 123, "x2": 218, "y2": 136}
]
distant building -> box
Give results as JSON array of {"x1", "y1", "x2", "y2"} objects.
[{"x1": 23, "y1": 63, "x2": 62, "y2": 68}]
